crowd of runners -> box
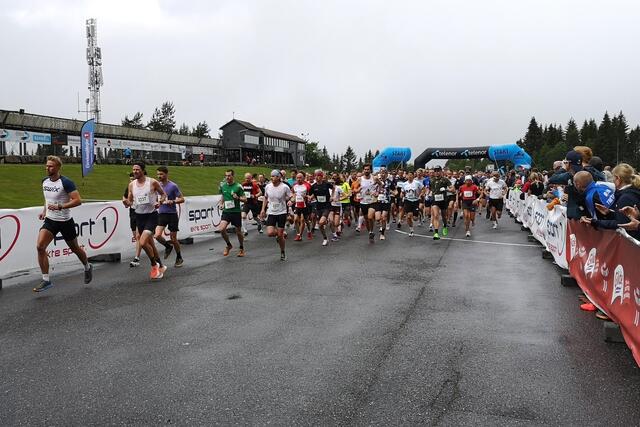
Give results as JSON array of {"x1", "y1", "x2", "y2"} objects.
[{"x1": 34, "y1": 156, "x2": 510, "y2": 291}]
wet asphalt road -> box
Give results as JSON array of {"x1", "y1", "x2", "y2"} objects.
[{"x1": 1, "y1": 214, "x2": 639, "y2": 426}]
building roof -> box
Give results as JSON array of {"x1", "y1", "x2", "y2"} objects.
[{"x1": 220, "y1": 119, "x2": 306, "y2": 143}]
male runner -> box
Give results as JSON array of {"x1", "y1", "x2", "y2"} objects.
[
  {"x1": 260, "y1": 170, "x2": 292, "y2": 260},
  {"x1": 123, "y1": 172, "x2": 143, "y2": 267},
  {"x1": 218, "y1": 169, "x2": 247, "y2": 256},
  {"x1": 358, "y1": 164, "x2": 378, "y2": 242},
  {"x1": 125, "y1": 161, "x2": 168, "y2": 279},
  {"x1": 430, "y1": 166, "x2": 453, "y2": 240},
  {"x1": 374, "y1": 168, "x2": 393, "y2": 240},
  {"x1": 329, "y1": 174, "x2": 345, "y2": 241},
  {"x1": 401, "y1": 171, "x2": 424, "y2": 237},
  {"x1": 310, "y1": 170, "x2": 334, "y2": 246},
  {"x1": 154, "y1": 166, "x2": 185, "y2": 267},
  {"x1": 34, "y1": 156, "x2": 93, "y2": 292},
  {"x1": 241, "y1": 172, "x2": 263, "y2": 235},
  {"x1": 485, "y1": 171, "x2": 508, "y2": 229},
  {"x1": 339, "y1": 174, "x2": 352, "y2": 227}
]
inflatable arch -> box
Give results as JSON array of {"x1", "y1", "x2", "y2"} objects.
[
  {"x1": 372, "y1": 147, "x2": 412, "y2": 171},
  {"x1": 413, "y1": 144, "x2": 532, "y2": 170}
]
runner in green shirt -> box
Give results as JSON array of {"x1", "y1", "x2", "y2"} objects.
[{"x1": 218, "y1": 169, "x2": 247, "y2": 257}]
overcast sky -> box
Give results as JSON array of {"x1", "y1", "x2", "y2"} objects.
[{"x1": 2, "y1": 0, "x2": 639, "y2": 160}]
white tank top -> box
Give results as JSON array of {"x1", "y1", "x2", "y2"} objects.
[
  {"x1": 132, "y1": 178, "x2": 158, "y2": 214},
  {"x1": 360, "y1": 176, "x2": 376, "y2": 204}
]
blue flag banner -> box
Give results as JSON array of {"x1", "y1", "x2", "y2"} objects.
[{"x1": 81, "y1": 119, "x2": 95, "y2": 177}]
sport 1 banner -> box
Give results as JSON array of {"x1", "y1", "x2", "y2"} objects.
[
  {"x1": 567, "y1": 220, "x2": 640, "y2": 367},
  {"x1": 81, "y1": 119, "x2": 95, "y2": 177}
]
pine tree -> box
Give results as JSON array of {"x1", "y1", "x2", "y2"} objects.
[
  {"x1": 358, "y1": 157, "x2": 363, "y2": 169},
  {"x1": 191, "y1": 121, "x2": 211, "y2": 138},
  {"x1": 565, "y1": 118, "x2": 580, "y2": 147},
  {"x1": 629, "y1": 126, "x2": 640, "y2": 168},
  {"x1": 522, "y1": 117, "x2": 544, "y2": 154},
  {"x1": 121, "y1": 112, "x2": 144, "y2": 128},
  {"x1": 147, "y1": 101, "x2": 176, "y2": 133},
  {"x1": 580, "y1": 119, "x2": 599, "y2": 149},
  {"x1": 597, "y1": 112, "x2": 615, "y2": 165},
  {"x1": 614, "y1": 111, "x2": 630, "y2": 164},
  {"x1": 342, "y1": 146, "x2": 357, "y2": 171},
  {"x1": 178, "y1": 123, "x2": 190, "y2": 135}
]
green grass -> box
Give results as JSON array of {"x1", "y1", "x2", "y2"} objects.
[{"x1": 0, "y1": 164, "x2": 275, "y2": 209}]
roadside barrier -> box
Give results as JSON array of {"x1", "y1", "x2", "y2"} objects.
[{"x1": 507, "y1": 190, "x2": 640, "y2": 366}]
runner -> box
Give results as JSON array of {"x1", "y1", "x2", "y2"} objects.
[
  {"x1": 329, "y1": 174, "x2": 345, "y2": 241},
  {"x1": 351, "y1": 172, "x2": 363, "y2": 232},
  {"x1": 260, "y1": 170, "x2": 292, "y2": 260},
  {"x1": 339, "y1": 174, "x2": 352, "y2": 228},
  {"x1": 256, "y1": 174, "x2": 267, "y2": 233},
  {"x1": 458, "y1": 175, "x2": 481, "y2": 238},
  {"x1": 400, "y1": 171, "x2": 424, "y2": 237},
  {"x1": 374, "y1": 167, "x2": 393, "y2": 240},
  {"x1": 218, "y1": 169, "x2": 247, "y2": 257},
  {"x1": 154, "y1": 166, "x2": 185, "y2": 267},
  {"x1": 395, "y1": 169, "x2": 407, "y2": 228},
  {"x1": 291, "y1": 172, "x2": 312, "y2": 241},
  {"x1": 125, "y1": 161, "x2": 168, "y2": 280},
  {"x1": 484, "y1": 171, "x2": 508, "y2": 229},
  {"x1": 421, "y1": 169, "x2": 432, "y2": 231},
  {"x1": 123, "y1": 172, "x2": 143, "y2": 267},
  {"x1": 241, "y1": 172, "x2": 263, "y2": 235},
  {"x1": 358, "y1": 164, "x2": 378, "y2": 242},
  {"x1": 34, "y1": 156, "x2": 93, "y2": 292},
  {"x1": 309, "y1": 170, "x2": 334, "y2": 246},
  {"x1": 430, "y1": 166, "x2": 453, "y2": 240}
]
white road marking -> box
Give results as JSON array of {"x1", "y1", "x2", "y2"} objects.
[{"x1": 394, "y1": 230, "x2": 540, "y2": 248}]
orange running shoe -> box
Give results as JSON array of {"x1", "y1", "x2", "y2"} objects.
[
  {"x1": 223, "y1": 246, "x2": 231, "y2": 256},
  {"x1": 150, "y1": 265, "x2": 159, "y2": 279},
  {"x1": 580, "y1": 302, "x2": 597, "y2": 312},
  {"x1": 237, "y1": 249, "x2": 245, "y2": 257}
]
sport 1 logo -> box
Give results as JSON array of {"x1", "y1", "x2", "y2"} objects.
[{"x1": 0, "y1": 214, "x2": 21, "y2": 262}]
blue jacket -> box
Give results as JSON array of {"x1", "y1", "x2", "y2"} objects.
[{"x1": 594, "y1": 186, "x2": 640, "y2": 240}]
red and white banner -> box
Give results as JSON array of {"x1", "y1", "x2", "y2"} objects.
[
  {"x1": 0, "y1": 195, "x2": 223, "y2": 278},
  {"x1": 567, "y1": 220, "x2": 640, "y2": 367}
]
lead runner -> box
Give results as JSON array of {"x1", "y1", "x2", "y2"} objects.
[{"x1": 34, "y1": 156, "x2": 93, "y2": 292}]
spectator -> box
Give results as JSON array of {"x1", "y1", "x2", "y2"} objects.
[
  {"x1": 584, "y1": 163, "x2": 640, "y2": 241},
  {"x1": 603, "y1": 164, "x2": 615, "y2": 183},
  {"x1": 124, "y1": 147, "x2": 132, "y2": 164},
  {"x1": 574, "y1": 145, "x2": 605, "y2": 181},
  {"x1": 523, "y1": 172, "x2": 545, "y2": 198},
  {"x1": 548, "y1": 150, "x2": 588, "y2": 219},
  {"x1": 573, "y1": 171, "x2": 615, "y2": 219},
  {"x1": 199, "y1": 152, "x2": 205, "y2": 166}
]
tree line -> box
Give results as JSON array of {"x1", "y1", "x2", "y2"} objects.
[
  {"x1": 304, "y1": 143, "x2": 380, "y2": 171},
  {"x1": 121, "y1": 101, "x2": 212, "y2": 138},
  {"x1": 519, "y1": 111, "x2": 640, "y2": 170}
]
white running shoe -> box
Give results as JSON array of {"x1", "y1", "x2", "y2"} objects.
[
  {"x1": 492, "y1": 222, "x2": 498, "y2": 229},
  {"x1": 466, "y1": 231, "x2": 471, "y2": 238},
  {"x1": 380, "y1": 234, "x2": 386, "y2": 240},
  {"x1": 385, "y1": 224, "x2": 390, "y2": 231},
  {"x1": 322, "y1": 239, "x2": 328, "y2": 246},
  {"x1": 409, "y1": 230, "x2": 414, "y2": 237}
]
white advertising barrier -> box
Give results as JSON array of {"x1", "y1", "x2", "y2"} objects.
[
  {"x1": 0, "y1": 195, "x2": 223, "y2": 278},
  {"x1": 507, "y1": 190, "x2": 568, "y2": 270}
]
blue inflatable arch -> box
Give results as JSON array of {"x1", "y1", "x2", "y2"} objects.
[
  {"x1": 372, "y1": 147, "x2": 412, "y2": 171},
  {"x1": 413, "y1": 144, "x2": 532, "y2": 170}
]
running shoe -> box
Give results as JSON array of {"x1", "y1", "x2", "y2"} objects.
[
  {"x1": 355, "y1": 227, "x2": 361, "y2": 233},
  {"x1": 369, "y1": 232, "x2": 374, "y2": 242},
  {"x1": 294, "y1": 234, "x2": 302, "y2": 241},
  {"x1": 442, "y1": 227, "x2": 448, "y2": 237},
  {"x1": 150, "y1": 265, "x2": 159, "y2": 279},
  {"x1": 379, "y1": 227, "x2": 383, "y2": 233},
  {"x1": 386, "y1": 224, "x2": 390, "y2": 231},
  {"x1": 331, "y1": 235, "x2": 340, "y2": 242},
  {"x1": 223, "y1": 246, "x2": 232, "y2": 256},
  {"x1": 129, "y1": 257, "x2": 140, "y2": 267},
  {"x1": 492, "y1": 223, "x2": 498, "y2": 229},
  {"x1": 259, "y1": 227, "x2": 264, "y2": 234},
  {"x1": 429, "y1": 224, "x2": 434, "y2": 232},
  {"x1": 409, "y1": 230, "x2": 414, "y2": 237},
  {"x1": 84, "y1": 263, "x2": 93, "y2": 284},
  {"x1": 174, "y1": 258, "x2": 184, "y2": 268},
  {"x1": 451, "y1": 222, "x2": 456, "y2": 228},
  {"x1": 397, "y1": 222, "x2": 402, "y2": 229},
  {"x1": 307, "y1": 232, "x2": 313, "y2": 240},
  {"x1": 433, "y1": 232, "x2": 440, "y2": 240},
  {"x1": 580, "y1": 302, "x2": 597, "y2": 312},
  {"x1": 280, "y1": 252, "x2": 286, "y2": 261},
  {"x1": 33, "y1": 280, "x2": 53, "y2": 293},
  {"x1": 380, "y1": 234, "x2": 386, "y2": 240},
  {"x1": 237, "y1": 249, "x2": 245, "y2": 257},
  {"x1": 465, "y1": 231, "x2": 471, "y2": 238},
  {"x1": 164, "y1": 243, "x2": 173, "y2": 259},
  {"x1": 156, "y1": 264, "x2": 168, "y2": 279},
  {"x1": 243, "y1": 228, "x2": 248, "y2": 237},
  {"x1": 322, "y1": 239, "x2": 328, "y2": 246}
]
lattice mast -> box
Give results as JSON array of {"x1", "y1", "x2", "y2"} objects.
[{"x1": 85, "y1": 18, "x2": 103, "y2": 123}]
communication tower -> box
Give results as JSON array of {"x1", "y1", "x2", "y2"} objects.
[{"x1": 85, "y1": 18, "x2": 103, "y2": 123}]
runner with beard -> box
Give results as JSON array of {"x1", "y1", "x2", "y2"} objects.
[
  {"x1": 154, "y1": 166, "x2": 185, "y2": 267},
  {"x1": 310, "y1": 171, "x2": 334, "y2": 246},
  {"x1": 400, "y1": 171, "x2": 424, "y2": 237},
  {"x1": 292, "y1": 172, "x2": 312, "y2": 241},
  {"x1": 218, "y1": 169, "x2": 247, "y2": 257},
  {"x1": 458, "y1": 175, "x2": 481, "y2": 238},
  {"x1": 260, "y1": 170, "x2": 292, "y2": 261},
  {"x1": 241, "y1": 173, "x2": 263, "y2": 236},
  {"x1": 357, "y1": 164, "x2": 378, "y2": 242},
  {"x1": 484, "y1": 171, "x2": 508, "y2": 229},
  {"x1": 374, "y1": 168, "x2": 393, "y2": 240},
  {"x1": 430, "y1": 166, "x2": 453, "y2": 240}
]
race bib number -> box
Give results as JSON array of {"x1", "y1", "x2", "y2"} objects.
[
  {"x1": 355, "y1": 193, "x2": 362, "y2": 201},
  {"x1": 434, "y1": 194, "x2": 444, "y2": 202},
  {"x1": 244, "y1": 191, "x2": 251, "y2": 199},
  {"x1": 317, "y1": 195, "x2": 327, "y2": 203},
  {"x1": 224, "y1": 200, "x2": 235, "y2": 209},
  {"x1": 271, "y1": 202, "x2": 283, "y2": 211},
  {"x1": 136, "y1": 193, "x2": 150, "y2": 205},
  {"x1": 363, "y1": 195, "x2": 374, "y2": 204},
  {"x1": 296, "y1": 194, "x2": 304, "y2": 202},
  {"x1": 378, "y1": 194, "x2": 387, "y2": 202},
  {"x1": 463, "y1": 191, "x2": 473, "y2": 198}
]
